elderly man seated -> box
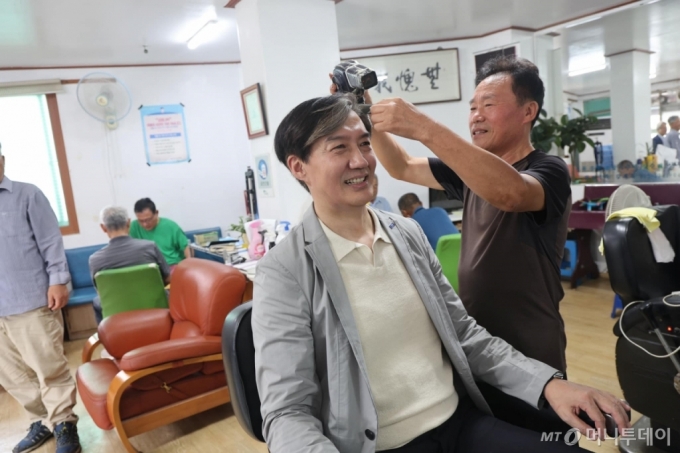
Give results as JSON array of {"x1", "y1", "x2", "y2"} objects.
[
  {"x1": 398, "y1": 192, "x2": 459, "y2": 250},
  {"x1": 252, "y1": 94, "x2": 630, "y2": 453},
  {"x1": 89, "y1": 206, "x2": 170, "y2": 324}
]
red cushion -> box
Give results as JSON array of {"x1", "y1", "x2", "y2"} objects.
[{"x1": 76, "y1": 360, "x2": 120, "y2": 430}]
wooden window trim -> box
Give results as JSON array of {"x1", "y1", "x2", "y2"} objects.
[{"x1": 45, "y1": 93, "x2": 79, "y2": 235}]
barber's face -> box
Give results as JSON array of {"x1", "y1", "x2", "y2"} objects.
[
  {"x1": 659, "y1": 123, "x2": 667, "y2": 136},
  {"x1": 469, "y1": 74, "x2": 536, "y2": 154},
  {"x1": 289, "y1": 112, "x2": 376, "y2": 211}
]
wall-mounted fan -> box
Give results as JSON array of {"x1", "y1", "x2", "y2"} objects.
[{"x1": 76, "y1": 72, "x2": 132, "y2": 129}]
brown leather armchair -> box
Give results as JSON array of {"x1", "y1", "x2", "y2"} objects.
[{"x1": 76, "y1": 258, "x2": 246, "y2": 452}]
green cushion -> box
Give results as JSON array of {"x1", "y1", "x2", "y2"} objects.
[
  {"x1": 94, "y1": 263, "x2": 168, "y2": 319},
  {"x1": 435, "y1": 234, "x2": 462, "y2": 293}
]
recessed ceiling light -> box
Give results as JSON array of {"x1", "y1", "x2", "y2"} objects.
[
  {"x1": 566, "y1": 16, "x2": 602, "y2": 28},
  {"x1": 568, "y1": 64, "x2": 607, "y2": 77},
  {"x1": 187, "y1": 20, "x2": 226, "y2": 50}
]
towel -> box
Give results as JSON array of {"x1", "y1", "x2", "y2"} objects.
[{"x1": 599, "y1": 207, "x2": 675, "y2": 263}]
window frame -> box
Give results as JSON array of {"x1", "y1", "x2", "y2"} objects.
[{"x1": 45, "y1": 93, "x2": 79, "y2": 235}]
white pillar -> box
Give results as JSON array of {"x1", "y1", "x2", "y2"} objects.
[
  {"x1": 235, "y1": 0, "x2": 341, "y2": 223},
  {"x1": 609, "y1": 50, "x2": 652, "y2": 163}
]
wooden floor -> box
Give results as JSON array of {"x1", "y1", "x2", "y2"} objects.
[{"x1": 0, "y1": 277, "x2": 630, "y2": 452}]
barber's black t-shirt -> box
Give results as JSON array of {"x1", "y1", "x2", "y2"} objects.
[{"x1": 429, "y1": 151, "x2": 571, "y2": 371}]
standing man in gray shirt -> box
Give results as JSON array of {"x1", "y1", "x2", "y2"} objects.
[
  {"x1": 0, "y1": 144, "x2": 81, "y2": 453},
  {"x1": 89, "y1": 206, "x2": 171, "y2": 323},
  {"x1": 665, "y1": 115, "x2": 680, "y2": 160}
]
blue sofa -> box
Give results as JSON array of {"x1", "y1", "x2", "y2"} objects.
[{"x1": 65, "y1": 244, "x2": 106, "y2": 306}]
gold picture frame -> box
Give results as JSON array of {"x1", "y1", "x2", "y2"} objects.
[{"x1": 240, "y1": 83, "x2": 269, "y2": 139}]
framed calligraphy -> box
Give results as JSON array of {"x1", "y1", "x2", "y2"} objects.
[{"x1": 347, "y1": 49, "x2": 461, "y2": 105}]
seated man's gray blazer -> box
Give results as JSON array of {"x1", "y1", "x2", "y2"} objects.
[{"x1": 252, "y1": 206, "x2": 557, "y2": 453}]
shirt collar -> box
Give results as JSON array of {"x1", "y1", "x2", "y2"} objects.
[
  {"x1": 414, "y1": 206, "x2": 425, "y2": 215},
  {"x1": 0, "y1": 176, "x2": 13, "y2": 193},
  {"x1": 319, "y1": 208, "x2": 392, "y2": 262}
]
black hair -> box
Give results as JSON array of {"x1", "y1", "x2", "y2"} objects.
[
  {"x1": 274, "y1": 94, "x2": 371, "y2": 191},
  {"x1": 475, "y1": 56, "x2": 544, "y2": 127},
  {"x1": 134, "y1": 197, "x2": 157, "y2": 214},
  {"x1": 617, "y1": 160, "x2": 635, "y2": 171},
  {"x1": 397, "y1": 193, "x2": 421, "y2": 212}
]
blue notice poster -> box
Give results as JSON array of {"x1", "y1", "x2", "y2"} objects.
[{"x1": 140, "y1": 104, "x2": 190, "y2": 165}]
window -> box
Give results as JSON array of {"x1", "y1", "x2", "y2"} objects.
[{"x1": 0, "y1": 93, "x2": 78, "y2": 235}]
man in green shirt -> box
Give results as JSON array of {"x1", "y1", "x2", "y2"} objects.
[{"x1": 130, "y1": 198, "x2": 190, "y2": 268}]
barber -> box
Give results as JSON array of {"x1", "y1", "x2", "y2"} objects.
[{"x1": 345, "y1": 56, "x2": 573, "y2": 432}]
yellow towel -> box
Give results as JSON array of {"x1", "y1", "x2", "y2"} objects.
[{"x1": 598, "y1": 207, "x2": 660, "y2": 255}]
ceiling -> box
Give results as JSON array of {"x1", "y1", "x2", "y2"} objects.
[
  {"x1": 334, "y1": 0, "x2": 631, "y2": 49},
  {"x1": 0, "y1": 0, "x2": 241, "y2": 67},
  {"x1": 0, "y1": 0, "x2": 678, "y2": 98},
  {"x1": 557, "y1": 0, "x2": 680, "y2": 96}
]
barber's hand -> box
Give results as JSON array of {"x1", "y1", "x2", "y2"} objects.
[
  {"x1": 47, "y1": 284, "x2": 69, "y2": 311},
  {"x1": 544, "y1": 379, "x2": 631, "y2": 440},
  {"x1": 370, "y1": 98, "x2": 434, "y2": 142}
]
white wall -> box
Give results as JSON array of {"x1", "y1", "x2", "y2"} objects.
[
  {"x1": 0, "y1": 64, "x2": 252, "y2": 248},
  {"x1": 342, "y1": 30, "x2": 557, "y2": 212}
]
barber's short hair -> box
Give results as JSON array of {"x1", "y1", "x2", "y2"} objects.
[
  {"x1": 475, "y1": 56, "x2": 544, "y2": 127},
  {"x1": 274, "y1": 94, "x2": 371, "y2": 191},
  {"x1": 134, "y1": 197, "x2": 157, "y2": 214},
  {"x1": 100, "y1": 206, "x2": 129, "y2": 231},
  {"x1": 398, "y1": 193, "x2": 421, "y2": 212},
  {"x1": 668, "y1": 115, "x2": 680, "y2": 124},
  {"x1": 617, "y1": 160, "x2": 635, "y2": 171}
]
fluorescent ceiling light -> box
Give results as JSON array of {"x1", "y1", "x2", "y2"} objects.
[
  {"x1": 566, "y1": 16, "x2": 602, "y2": 28},
  {"x1": 568, "y1": 64, "x2": 607, "y2": 77},
  {"x1": 187, "y1": 20, "x2": 224, "y2": 50}
]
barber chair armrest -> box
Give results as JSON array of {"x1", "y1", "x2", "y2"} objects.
[
  {"x1": 98, "y1": 309, "x2": 173, "y2": 359},
  {"x1": 118, "y1": 336, "x2": 222, "y2": 371},
  {"x1": 82, "y1": 333, "x2": 102, "y2": 363}
]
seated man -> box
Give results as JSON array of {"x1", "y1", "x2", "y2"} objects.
[
  {"x1": 369, "y1": 174, "x2": 393, "y2": 212},
  {"x1": 398, "y1": 192, "x2": 459, "y2": 249},
  {"x1": 89, "y1": 206, "x2": 170, "y2": 323},
  {"x1": 617, "y1": 159, "x2": 659, "y2": 182},
  {"x1": 129, "y1": 197, "x2": 190, "y2": 269},
  {"x1": 253, "y1": 94, "x2": 630, "y2": 453}
]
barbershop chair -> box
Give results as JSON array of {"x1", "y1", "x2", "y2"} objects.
[
  {"x1": 76, "y1": 259, "x2": 246, "y2": 453},
  {"x1": 94, "y1": 263, "x2": 168, "y2": 319},
  {"x1": 436, "y1": 233, "x2": 462, "y2": 293},
  {"x1": 602, "y1": 205, "x2": 680, "y2": 452},
  {"x1": 221, "y1": 301, "x2": 264, "y2": 442}
]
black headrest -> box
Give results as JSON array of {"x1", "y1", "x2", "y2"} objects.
[{"x1": 603, "y1": 205, "x2": 680, "y2": 304}]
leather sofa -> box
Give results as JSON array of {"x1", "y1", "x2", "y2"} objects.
[{"x1": 76, "y1": 258, "x2": 246, "y2": 452}]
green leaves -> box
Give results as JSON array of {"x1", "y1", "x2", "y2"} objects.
[{"x1": 531, "y1": 108, "x2": 598, "y2": 156}]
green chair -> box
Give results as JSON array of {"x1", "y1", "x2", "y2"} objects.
[
  {"x1": 435, "y1": 233, "x2": 462, "y2": 293},
  {"x1": 94, "y1": 263, "x2": 168, "y2": 319}
]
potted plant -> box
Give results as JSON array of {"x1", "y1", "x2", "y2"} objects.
[
  {"x1": 229, "y1": 216, "x2": 249, "y2": 247},
  {"x1": 531, "y1": 108, "x2": 598, "y2": 179},
  {"x1": 531, "y1": 110, "x2": 561, "y2": 155}
]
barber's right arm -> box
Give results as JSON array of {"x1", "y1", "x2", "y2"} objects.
[{"x1": 252, "y1": 255, "x2": 340, "y2": 453}]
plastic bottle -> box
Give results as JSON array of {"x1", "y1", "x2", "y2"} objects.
[{"x1": 275, "y1": 221, "x2": 291, "y2": 245}]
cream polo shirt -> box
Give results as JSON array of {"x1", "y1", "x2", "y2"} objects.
[{"x1": 319, "y1": 209, "x2": 458, "y2": 450}]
